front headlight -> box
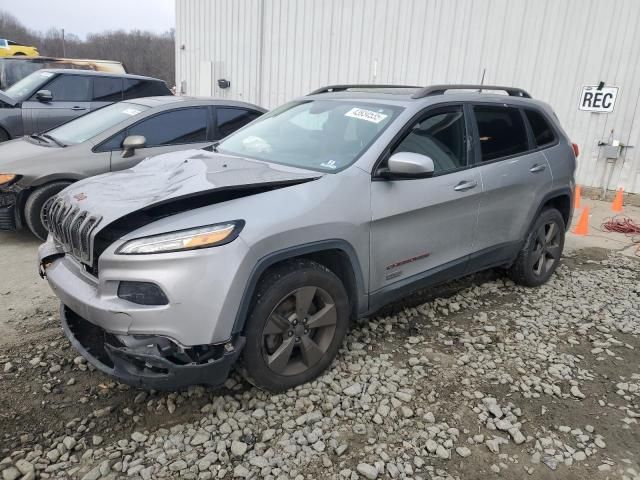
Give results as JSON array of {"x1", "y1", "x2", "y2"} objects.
[
  {"x1": 0, "y1": 174, "x2": 18, "y2": 187},
  {"x1": 116, "y1": 221, "x2": 244, "y2": 255}
]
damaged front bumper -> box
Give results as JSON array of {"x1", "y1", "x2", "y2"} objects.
[
  {"x1": 61, "y1": 304, "x2": 245, "y2": 390},
  {"x1": 0, "y1": 191, "x2": 19, "y2": 231}
]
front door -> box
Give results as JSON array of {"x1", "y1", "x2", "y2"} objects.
[
  {"x1": 22, "y1": 74, "x2": 92, "y2": 134},
  {"x1": 109, "y1": 107, "x2": 212, "y2": 171},
  {"x1": 370, "y1": 104, "x2": 482, "y2": 294}
]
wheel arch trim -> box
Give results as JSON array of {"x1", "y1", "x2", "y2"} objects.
[
  {"x1": 231, "y1": 239, "x2": 367, "y2": 336},
  {"x1": 522, "y1": 187, "x2": 573, "y2": 240}
]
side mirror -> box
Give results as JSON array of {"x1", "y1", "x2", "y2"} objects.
[
  {"x1": 35, "y1": 90, "x2": 53, "y2": 102},
  {"x1": 382, "y1": 152, "x2": 435, "y2": 179},
  {"x1": 121, "y1": 135, "x2": 146, "y2": 158}
]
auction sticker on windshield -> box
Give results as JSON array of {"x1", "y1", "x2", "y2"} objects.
[{"x1": 345, "y1": 107, "x2": 388, "y2": 124}]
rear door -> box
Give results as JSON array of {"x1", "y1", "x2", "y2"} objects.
[
  {"x1": 370, "y1": 104, "x2": 482, "y2": 293},
  {"x1": 21, "y1": 74, "x2": 92, "y2": 133},
  {"x1": 471, "y1": 104, "x2": 554, "y2": 267},
  {"x1": 91, "y1": 76, "x2": 123, "y2": 111},
  {"x1": 107, "y1": 107, "x2": 211, "y2": 171}
]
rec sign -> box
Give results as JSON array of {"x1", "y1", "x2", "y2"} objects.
[{"x1": 579, "y1": 86, "x2": 618, "y2": 113}]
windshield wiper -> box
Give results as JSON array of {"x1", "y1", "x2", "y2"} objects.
[
  {"x1": 42, "y1": 134, "x2": 66, "y2": 148},
  {"x1": 29, "y1": 133, "x2": 47, "y2": 142}
]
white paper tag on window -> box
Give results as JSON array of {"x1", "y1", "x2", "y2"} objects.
[
  {"x1": 122, "y1": 108, "x2": 141, "y2": 116},
  {"x1": 40, "y1": 71, "x2": 54, "y2": 78},
  {"x1": 345, "y1": 107, "x2": 388, "y2": 124}
]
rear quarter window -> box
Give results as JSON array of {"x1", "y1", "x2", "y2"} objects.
[{"x1": 524, "y1": 109, "x2": 556, "y2": 147}]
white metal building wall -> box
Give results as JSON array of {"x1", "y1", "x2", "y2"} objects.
[{"x1": 176, "y1": 0, "x2": 640, "y2": 194}]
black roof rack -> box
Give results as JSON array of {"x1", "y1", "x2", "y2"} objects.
[
  {"x1": 308, "y1": 84, "x2": 422, "y2": 95},
  {"x1": 411, "y1": 84, "x2": 531, "y2": 99}
]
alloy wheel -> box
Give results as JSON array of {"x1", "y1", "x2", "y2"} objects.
[
  {"x1": 261, "y1": 286, "x2": 337, "y2": 376},
  {"x1": 40, "y1": 197, "x2": 55, "y2": 232},
  {"x1": 531, "y1": 220, "x2": 562, "y2": 276}
]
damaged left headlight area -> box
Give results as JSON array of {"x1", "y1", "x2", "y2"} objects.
[{"x1": 61, "y1": 305, "x2": 245, "y2": 390}]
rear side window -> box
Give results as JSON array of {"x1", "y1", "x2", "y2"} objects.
[
  {"x1": 216, "y1": 108, "x2": 262, "y2": 138},
  {"x1": 525, "y1": 109, "x2": 555, "y2": 147},
  {"x1": 474, "y1": 105, "x2": 528, "y2": 162},
  {"x1": 128, "y1": 108, "x2": 208, "y2": 146},
  {"x1": 93, "y1": 77, "x2": 123, "y2": 102},
  {"x1": 43, "y1": 75, "x2": 92, "y2": 102},
  {"x1": 123, "y1": 79, "x2": 169, "y2": 99}
]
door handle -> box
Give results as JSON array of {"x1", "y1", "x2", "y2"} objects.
[
  {"x1": 70, "y1": 106, "x2": 87, "y2": 111},
  {"x1": 453, "y1": 180, "x2": 478, "y2": 192},
  {"x1": 530, "y1": 163, "x2": 546, "y2": 173}
]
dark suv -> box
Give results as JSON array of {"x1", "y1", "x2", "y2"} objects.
[{"x1": 0, "y1": 69, "x2": 171, "y2": 142}]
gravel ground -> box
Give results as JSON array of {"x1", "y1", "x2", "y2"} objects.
[{"x1": 0, "y1": 233, "x2": 639, "y2": 479}]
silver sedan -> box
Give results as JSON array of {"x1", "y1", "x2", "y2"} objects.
[{"x1": 0, "y1": 96, "x2": 265, "y2": 238}]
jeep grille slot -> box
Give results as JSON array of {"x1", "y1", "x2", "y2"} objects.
[{"x1": 48, "y1": 198, "x2": 101, "y2": 268}]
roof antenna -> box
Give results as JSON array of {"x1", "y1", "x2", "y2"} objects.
[{"x1": 479, "y1": 68, "x2": 486, "y2": 93}]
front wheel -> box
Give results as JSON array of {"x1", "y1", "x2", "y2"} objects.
[
  {"x1": 241, "y1": 259, "x2": 350, "y2": 392},
  {"x1": 508, "y1": 208, "x2": 565, "y2": 287},
  {"x1": 24, "y1": 182, "x2": 72, "y2": 240}
]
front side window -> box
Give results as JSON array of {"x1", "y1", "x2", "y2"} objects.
[
  {"x1": 49, "y1": 102, "x2": 149, "y2": 146},
  {"x1": 218, "y1": 100, "x2": 401, "y2": 172},
  {"x1": 42, "y1": 75, "x2": 92, "y2": 102},
  {"x1": 392, "y1": 106, "x2": 467, "y2": 174},
  {"x1": 474, "y1": 105, "x2": 529, "y2": 162},
  {"x1": 127, "y1": 108, "x2": 208, "y2": 147},
  {"x1": 525, "y1": 109, "x2": 555, "y2": 147},
  {"x1": 216, "y1": 108, "x2": 262, "y2": 138},
  {"x1": 93, "y1": 77, "x2": 123, "y2": 102}
]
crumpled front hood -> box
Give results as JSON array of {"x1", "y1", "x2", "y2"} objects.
[{"x1": 57, "y1": 149, "x2": 321, "y2": 228}]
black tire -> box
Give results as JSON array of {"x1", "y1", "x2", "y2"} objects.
[
  {"x1": 241, "y1": 259, "x2": 350, "y2": 392},
  {"x1": 0, "y1": 128, "x2": 9, "y2": 143},
  {"x1": 508, "y1": 208, "x2": 565, "y2": 287},
  {"x1": 24, "y1": 182, "x2": 72, "y2": 240}
]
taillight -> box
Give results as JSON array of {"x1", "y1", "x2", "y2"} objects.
[{"x1": 572, "y1": 143, "x2": 579, "y2": 157}]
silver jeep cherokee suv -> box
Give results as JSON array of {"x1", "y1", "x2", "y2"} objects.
[{"x1": 39, "y1": 84, "x2": 577, "y2": 392}]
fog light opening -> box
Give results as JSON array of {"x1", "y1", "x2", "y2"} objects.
[{"x1": 117, "y1": 281, "x2": 169, "y2": 306}]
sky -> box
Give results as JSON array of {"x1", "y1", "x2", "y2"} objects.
[{"x1": 1, "y1": 0, "x2": 175, "y2": 38}]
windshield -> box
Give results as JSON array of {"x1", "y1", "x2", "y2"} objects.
[
  {"x1": 217, "y1": 100, "x2": 402, "y2": 172},
  {"x1": 48, "y1": 102, "x2": 149, "y2": 145},
  {"x1": 3, "y1": 70, "x2": 53, "y2": 100}
]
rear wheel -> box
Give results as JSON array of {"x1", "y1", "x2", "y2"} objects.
[
  {"x1": 24, "y1": 181, "x2": 72, "y2": 240},
  {"x1": 508, "y1": 208, "x2": 565, "y2": 287},
  {"x1": 241, "y1": 259, "x2": 350, "y2": 392}
]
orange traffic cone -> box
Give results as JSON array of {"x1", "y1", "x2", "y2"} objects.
[
  {"x1": 611, "y1": 188, "x2": 624, "y2": 213},
  {"x1": 574, "y1": 185, "x2": 581, "y2": 210},
  {"x1": 573, "y1": 206, "x2": 590, "y2": 235}
]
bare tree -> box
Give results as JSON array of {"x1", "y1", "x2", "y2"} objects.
[{"x1": 0, "y1": 10, "x2": 175, "y2": 84}]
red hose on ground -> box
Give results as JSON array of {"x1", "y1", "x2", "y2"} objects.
[{"x1": 601, "y1": 216, "x2": 640, "y2": 256}]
